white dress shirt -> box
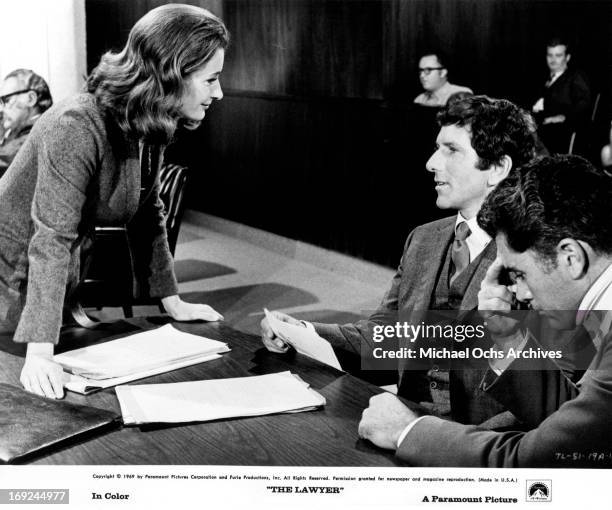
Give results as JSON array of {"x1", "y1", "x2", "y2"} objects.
[{"x1": 577, "y1": 262, "x2": 612, "y2": 315}]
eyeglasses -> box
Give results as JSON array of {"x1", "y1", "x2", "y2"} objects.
[
  {"x1": 0, "y1": 89, "x2": 32, "y2": 107},
  {"x1": 418, "y1": 67, "x2": 444, "y2": 76}
]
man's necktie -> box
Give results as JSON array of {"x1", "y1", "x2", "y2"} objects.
[{"x1": 450, "y1": 221, "x2": 471, "y2": 285}]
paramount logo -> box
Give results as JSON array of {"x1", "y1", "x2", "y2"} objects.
[{"x1": 526, "y1": 480, "x2": 552, "y2": 502}]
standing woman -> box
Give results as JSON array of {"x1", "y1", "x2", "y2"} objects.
[{"x1": 0, "y1": 4, "x2": 228, "y2": 398}]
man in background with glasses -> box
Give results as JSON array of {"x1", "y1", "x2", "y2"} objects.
[
  {"x1": 0, "y1": 69, "x2": 52, "y2": 176},
  {"x1": 414, "y1": 52, "x2": 472, "y2": 108}
]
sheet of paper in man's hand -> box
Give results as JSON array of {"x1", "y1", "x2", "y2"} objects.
[{"x1": 264, "y1": 308, "x2": 341, "y2": 370}]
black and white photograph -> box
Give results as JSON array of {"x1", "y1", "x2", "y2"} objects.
[{"x1": 0, "y1": 0, "x2": 611, "y2": 508}]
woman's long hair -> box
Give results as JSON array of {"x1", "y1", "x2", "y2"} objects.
[{"x1": 87, "y1": 4, "x2": 229, "y2": 144}]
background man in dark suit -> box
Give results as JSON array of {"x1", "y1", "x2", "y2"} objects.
[
  {"x1": 262, "y1": 95, "x2": 536, "y2": 425},
  {"x1": 532, "y1": 37, "x2": 591, "y2": 154},
  {"x1": 359, "y1": 155, "x2": 612, "y2": 467}
]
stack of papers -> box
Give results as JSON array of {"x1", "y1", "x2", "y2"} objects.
[
  {"x1": 264, "y1": 309, "x2": 341, "y2": 370},
  {"x1": 115, "y1": 371, "x2": 326, "y2": 425},
  {"x1": 55, "y1": 324, "x2": 230, "y2": 394}
]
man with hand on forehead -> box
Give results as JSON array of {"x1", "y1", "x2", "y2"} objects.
[{"x1": 359, "y1": 155, "x2": 612, "y2": 467}]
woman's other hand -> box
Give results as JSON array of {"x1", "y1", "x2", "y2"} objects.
[
  {"x1": 21, "y1": 343, "x2": 65, "y2": 399},
  {"x1": 161, "y1": 295, "x2": 223, "y2": 322}
]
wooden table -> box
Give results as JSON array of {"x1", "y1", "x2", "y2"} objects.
[{"x1": 0, "y1": 317, "x2": 400, "y2": 466}]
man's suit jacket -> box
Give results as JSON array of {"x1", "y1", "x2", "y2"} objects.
[
  {"x1": 397, "y1": 319, "x2": 612, "y2": 467},
  {"x1": 541, "y1": 68, "x2": 591, "y2": 129},
  {"x1": 0, "y1": 93, "x2": 178, "y2": 345},
  {"x1": 0, "y1": 120, "x2": 35, "y2": 177},
  {"x1": 537, "y1": 68, "x2": 591, "y2": 154},
  {"x1": 314, "y1": 217, "x2": 490, "y2": 351},
  {"x1": 314, "y1": 216, "x2": 510, "y2": 424}
]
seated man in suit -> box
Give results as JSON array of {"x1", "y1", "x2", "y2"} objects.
[
  {"x1": 532, "y1": 37, "x2": 591, "y2": 154},
  {"x1": 359, "y1": 155, "x2": 612, "y2": 467},
  {"x1": 262, "y1": 95, "x2": 537, "y2": 425},
  {"x1": 0, "y1": 69, "x2": 52, "y2": 176}
]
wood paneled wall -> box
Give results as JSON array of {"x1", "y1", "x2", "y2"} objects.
[
  {"x1": 222, "y1": 0, "x2": 384, "y2": 98},
  {"x1": 86, "y1": 0, "x2": 224, "y2": 70},
  {"x1": 86, "y1": 0, "x2": 612, "y2": 266}
]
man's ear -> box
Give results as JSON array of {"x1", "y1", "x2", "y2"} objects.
[
  {"x1": 566, "y1": 53, "x2": 572, "y2": 64},
  {"x1": 440, "y1": 68, "x2": 448, "y2": 79},
  {"x1": 23, "y1": 90, "x2": 37, "y2": 108},
  {"x1": 487, "y1": 155, "x2": 513, "y2": 187},
  {"x1": 556, "y1": 238, "x2": 587, "y2": 279}
]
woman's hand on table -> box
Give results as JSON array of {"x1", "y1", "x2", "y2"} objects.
[
  {"x1": 162, "y1": 295, "x2": 223, "y2": 322},
  {"x1": 21, "y1": 342, "x2": 65, "y2": 399}
]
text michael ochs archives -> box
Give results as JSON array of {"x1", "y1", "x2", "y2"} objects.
[{"x1": 368, "y1": 322, "x2": 563, "y2": 362}]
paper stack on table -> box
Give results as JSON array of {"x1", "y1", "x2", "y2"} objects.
[
  {"x1": 55, "y1": 324, "x2": 230, "y2": 394},
  {"x1": 115, "y1": 371, "x2": 326, "y2": 425},
  {"x1": 264, "y1": 308, "x2": 341, "y2": 370}
]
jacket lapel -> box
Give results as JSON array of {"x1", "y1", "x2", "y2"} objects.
[{"x1": 407, "y1": 219, "x2": 455, "y2": 311}]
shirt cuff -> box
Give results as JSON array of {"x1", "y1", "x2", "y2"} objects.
[{"x1": 396, "y1": 416, "x2": 428, "y2": 448}]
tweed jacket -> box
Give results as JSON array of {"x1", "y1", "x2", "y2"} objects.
[
  {"x1": 313, "y1": 216, "x2": 511, "y2": 424},
  {"x1": 0, "y1": 93, "x2": 178, "y2": 345},
  {"x1": 313, "y1": 217, "x2": 491, "y2": 351}
]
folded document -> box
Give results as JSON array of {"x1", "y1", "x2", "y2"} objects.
[
  {"x1": 264, "y1": 309, "x2": 341, "y2": 370},
  {"x1": 54, "y1": 324, "x2": 229, "y2": 394},
  {"x1": 115, "y1": 371, "x2": 326, "y2": 425}
]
